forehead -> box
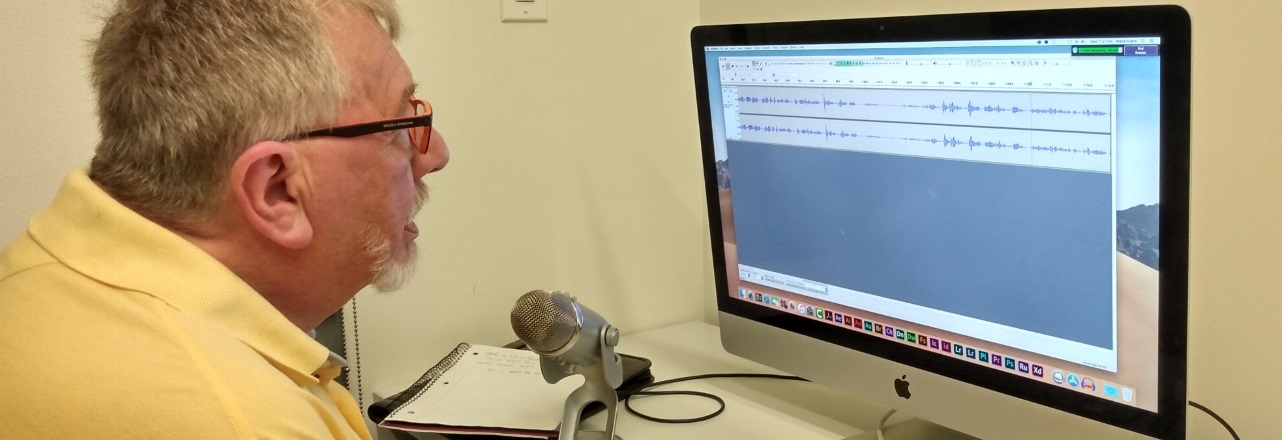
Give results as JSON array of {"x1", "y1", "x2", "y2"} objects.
[{"x1": 324, "y1": 8, "x2": 413, "y2": 116}]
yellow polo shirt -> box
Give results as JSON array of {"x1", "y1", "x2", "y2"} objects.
[{"x1": 0, "y1": 170, "x2": 372, "y2": 439}]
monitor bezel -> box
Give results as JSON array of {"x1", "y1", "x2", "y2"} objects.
[{"x1": 691, "y1": 5, "x2": 1190, "y2": 439}]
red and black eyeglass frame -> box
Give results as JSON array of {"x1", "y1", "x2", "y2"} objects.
[{"x1": 284, "y1": 98, "x2": 433, "y2": 154}]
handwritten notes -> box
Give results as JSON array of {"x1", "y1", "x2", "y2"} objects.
[
  {"x1": 383, "y1": 345, "x2": 583, "y2": 432},
  {"x1": 475, "y1": 348, "x2": 542, "y2": 375}
]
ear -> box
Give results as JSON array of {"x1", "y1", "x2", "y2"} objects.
[{"x1": 228, "y1": 141, "x2": 313, "y2": 249}]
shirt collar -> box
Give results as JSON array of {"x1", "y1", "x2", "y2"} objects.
[
  {"x1": 30, "y1": 169, "x2": 332, "y2": 380},
  {"x1": 307, "y1": 329, "x2": 350, "y2": 368}
]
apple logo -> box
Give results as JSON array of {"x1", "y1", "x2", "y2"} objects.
[{"x1": 894, "y1": 375, "x2": 912, "y2": 399}]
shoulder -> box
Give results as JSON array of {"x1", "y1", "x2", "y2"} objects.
[
  {"x1": 0, "y1": 263, "x2": 236, "y2": 437},
  {"x1": 0, "y1": 232, "x2": 58, "y2": 284},
  {"x1": 0, "y1": 280, "x2": 253, "y2": 437},
  {"x1": 0, "y1": 277, "x2": 344, "y2": 438},
  {"x1": 0, "y1": 241, "x2": 357, "y2": 438}
]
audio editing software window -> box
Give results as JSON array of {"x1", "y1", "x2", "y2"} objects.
[{"x1": 713, "y1": 38, "x2": 1162, "y2": 378}]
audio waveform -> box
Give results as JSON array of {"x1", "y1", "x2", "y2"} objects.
[
  {"x1": 737, "y1": 96, "x2": 1109, "y2": 117},
  {"x1": 738, "y1": 124, "x2": 1109, "y2": 156}
]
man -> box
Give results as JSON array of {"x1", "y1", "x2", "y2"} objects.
[{"x1": 0, "y1": 0, "x2": 449, "y2": 438}]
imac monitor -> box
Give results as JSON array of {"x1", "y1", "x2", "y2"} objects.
[{"x1": 691, "y1": 5, "x2": 1190, "y2": 439}]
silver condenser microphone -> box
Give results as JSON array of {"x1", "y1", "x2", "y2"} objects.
[{"x1": 511, "y1": 290, "x2": 623, "y2": 440}]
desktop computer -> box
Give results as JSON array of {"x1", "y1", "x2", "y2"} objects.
[{"x1": 691, "y1": 5, "x2": 1190, "y2": 439}]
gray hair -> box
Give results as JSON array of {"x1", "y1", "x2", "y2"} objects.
[{"x1": 87, "y1": 0, "x2": 402, "y2": 229}]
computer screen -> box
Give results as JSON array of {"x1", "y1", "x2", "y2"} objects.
[{"x1": 691, "y1": 6, "x2": 1189, "y2": 439}]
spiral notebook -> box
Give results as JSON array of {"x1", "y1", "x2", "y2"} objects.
[
  {"x1": 375, "y1": 343, "x2": 580, "y2": 438},
  {"x1": 371, "y1": 342, "x2": 655, "y2": 439}
]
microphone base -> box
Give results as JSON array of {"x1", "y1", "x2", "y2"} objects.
[
  {"x1": 557, "y1": 357, "x2": 621, "y2": 440},
  {"x1": 541, "y1": 322, "x2": 626, "y2": 440},
  {"x1": 573, "y1": 431, "x2": 622, "y2": 440}
]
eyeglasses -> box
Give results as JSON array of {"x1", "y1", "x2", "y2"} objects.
[{"x1": 286, "y1": 97, "x2": 433, "y2": 154}]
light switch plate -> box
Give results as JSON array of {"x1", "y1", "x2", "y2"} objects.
[{"x1": 500, "y1": 0, "x2": 548, "y2": 23}]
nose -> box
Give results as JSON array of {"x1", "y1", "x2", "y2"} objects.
[{"x1": 414, "y1": 128, "x2": 450, "y2": 178}]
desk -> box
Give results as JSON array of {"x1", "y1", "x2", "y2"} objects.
[{"x1": 374, "y1": 320, "x2": 932, "y2": 440}]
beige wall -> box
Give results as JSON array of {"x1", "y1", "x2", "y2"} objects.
[
  {"x1": 700, "y1": 1, "x2": 1279, "y2": 439},
  {"x1": 350, "y1": 0, "x2": 706, "y2": 406},
  {"x1": 0, "y1": 1, "x2": 100, "y2": 242}
]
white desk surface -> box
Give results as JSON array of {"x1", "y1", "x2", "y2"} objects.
[{"x1": 375, "y1": 320, "x2": 896, "y2": 440}]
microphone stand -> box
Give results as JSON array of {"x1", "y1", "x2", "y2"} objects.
[{"x1": 539, "y1": 324, "x2": 623, "y2": 440}]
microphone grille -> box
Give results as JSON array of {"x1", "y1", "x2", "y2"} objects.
[{"x1": 510, "y1": 290, "x2": 579, "y2": 354}]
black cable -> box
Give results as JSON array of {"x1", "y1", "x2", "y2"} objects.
[
  {"x1": 1189, "y1": 400, "x2": 1240, "y2": 440},
  {"x1": 624, "y1": 390, "x2": 726, "y2": 423},
  {"x1": 620, "y1": 373, "x2": 808, "y2": 424}
]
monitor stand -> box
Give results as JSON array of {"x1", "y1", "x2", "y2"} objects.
[{"x1": 846, "y1": 417, "x2": 980, "y2": 440}]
